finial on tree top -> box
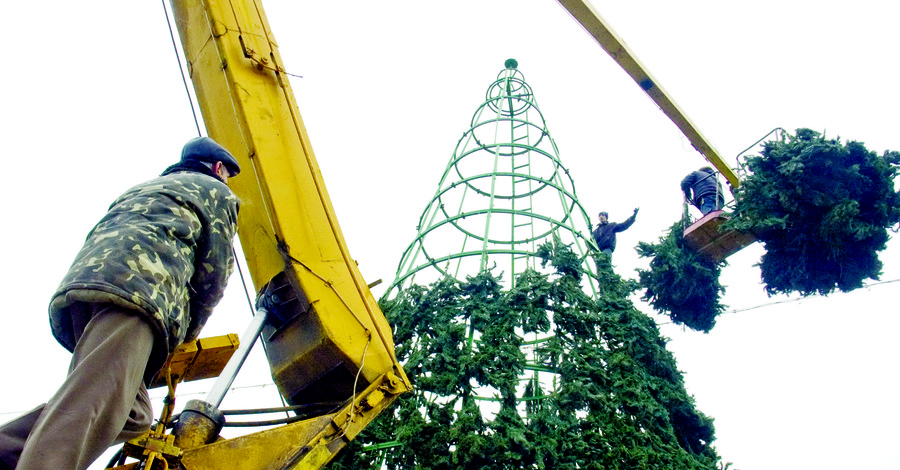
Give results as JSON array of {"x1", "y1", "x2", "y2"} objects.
[{"x1": 504, "y1": 58, "x2": 518, "y2": 69}]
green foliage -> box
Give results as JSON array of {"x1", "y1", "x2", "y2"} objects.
[
  {"x1": 727, "y1": 128, "x2": 900, "y2": 296},
  {"x1": 635, "y1": 215, "x2": 727, "y2": 333},
  {"x1": 328, "y1": 241, "x2": 720, "y2": 469}
]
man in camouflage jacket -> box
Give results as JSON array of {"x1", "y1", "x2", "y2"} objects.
[{"x1": 0, "y1": 137, "x2": 240, "y2": 470}]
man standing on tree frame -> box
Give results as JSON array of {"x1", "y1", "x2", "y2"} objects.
[
  {"x1": 0, "y1": 137, "x2": 240, "y2": 470},
  {"x1": 593, "y1": 208, "x2": 639, "y2": 259}
]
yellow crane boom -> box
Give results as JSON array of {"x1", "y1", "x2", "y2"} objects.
[
  {"x1": 169, "y1": 0, "x2": 408, "y2": 394},
  {"x1": 126, "y1": 0, "x2": 412, "y2": 468},
  {"x1": 556, "y1": 0, "x2": 741, "y2": 189}
]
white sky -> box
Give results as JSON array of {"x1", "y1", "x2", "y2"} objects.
[{"x1": 1, "y1": 1, "x2": 898, "y2": 469}]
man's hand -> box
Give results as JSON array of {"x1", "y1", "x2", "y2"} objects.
[{"x1": 633, "y1": 207, "x2": 640, "y2": 215}]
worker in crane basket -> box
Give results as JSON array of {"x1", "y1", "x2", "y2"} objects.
[
  {"x1": 681, "y1": 166, "x2": 724, "y2": 215},
  {"x1": 0, "y1": 137, "x2": 240, "y2": 470},
  {"x1": 593, "y1": 208, "x2": 639, "y2": 259}
]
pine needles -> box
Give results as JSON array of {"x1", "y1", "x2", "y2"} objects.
[
  {"x1": 727, "y1": 128, "x2": 900, "y2": 296},
  {"x1": 636, "y1": 215, "x2": 727, "y2": 333},
  {"x1": 329, "y1": 241, "x2": 721, "y2": 469},
  {"x1": 635, "y1": 128, "x2": 900, "y2": 331}
]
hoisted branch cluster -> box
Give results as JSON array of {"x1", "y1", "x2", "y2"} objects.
[
  {"x1": 727, "y1": 128, "x2": 900, "y2": 296},
  {"x1": 636, "y1": 215, "x2": 726, "y2": 333},
  {"x1": 636, "y1": 128, "x2": 900, "y2": 332}
]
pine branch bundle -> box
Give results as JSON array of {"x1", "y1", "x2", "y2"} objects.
[
  {"x1": 727, "y1": 128, "x2": 900, "y2": 296},
  {"x1": 636, "y1": 216, "x2": 727, "y2": 333}
]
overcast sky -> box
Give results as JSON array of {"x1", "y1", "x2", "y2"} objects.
[{"x1": 1, "y1": 1, "x2": 898, "y2": 469}]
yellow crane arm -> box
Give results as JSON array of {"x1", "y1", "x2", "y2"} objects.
[
  {"x1": 168, "y1": 0, "x2": 408, "y2": 388},
  {"x1": 157, "y1": 0, "x2": 410, "y2": 467},
  {"x1": 555, "y1": 0, "x2": 740, "y2": 189}
]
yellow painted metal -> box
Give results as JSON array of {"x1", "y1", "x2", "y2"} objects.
[
  {"x1": 175, "y1": 373, "x2": 405, "y2": 470},
  {"x1": 168, "y1": 0, "x2": 409, "y2": 406},
  {"x1": 148, "y1": 334, "x2": 240, "y2": 389},
  {"x1": 123, "y1": 432, "x2": 183, "y2": 466},
  {"x1": 555, "y1": 0, "x2": 741, "y2": 189},
  {"x1": 682, "y1": 211, "x2": 756, "y2": 263}
]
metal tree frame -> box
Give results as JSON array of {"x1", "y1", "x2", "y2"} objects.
[{"x1": 390, "y1": 60, "x2": 599, "y2": 296}]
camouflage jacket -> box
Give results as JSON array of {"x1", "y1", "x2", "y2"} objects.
[{"x1": 49, "y1": 171, "x2": 239, "y2": 356}]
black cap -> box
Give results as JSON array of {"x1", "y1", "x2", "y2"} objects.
[{"x1": 181, "y1": 137, "x2": 240, "y2": 177}]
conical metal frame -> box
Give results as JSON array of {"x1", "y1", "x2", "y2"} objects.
[{"x1": 391, "y1": 60, "x2": 598, "y2": 295}]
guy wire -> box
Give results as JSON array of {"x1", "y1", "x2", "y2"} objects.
[{"x1": 161, "y1": 0, "x2": 203, "y2": 136}]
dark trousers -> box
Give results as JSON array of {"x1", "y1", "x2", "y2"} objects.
[
  {"x1": 0, "y1": 305, "x2": 155, "y2": 470},
  {"x1": 697, "y1": 195, "x2": 724, "y2": 215}
]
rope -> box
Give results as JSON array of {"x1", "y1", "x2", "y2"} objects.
[
  {"x1": 337, "y1": 333, "x2": 372, "y2": 440},
  {"x1": 286, "y1": 253, "x2": 372, "y2": 333},
  {"x1": 160, "y1": 0, "x2": 202, "y2": 136},
  {"x1": 654, "y1": 277, "x2": 900, "y2": 326}
]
